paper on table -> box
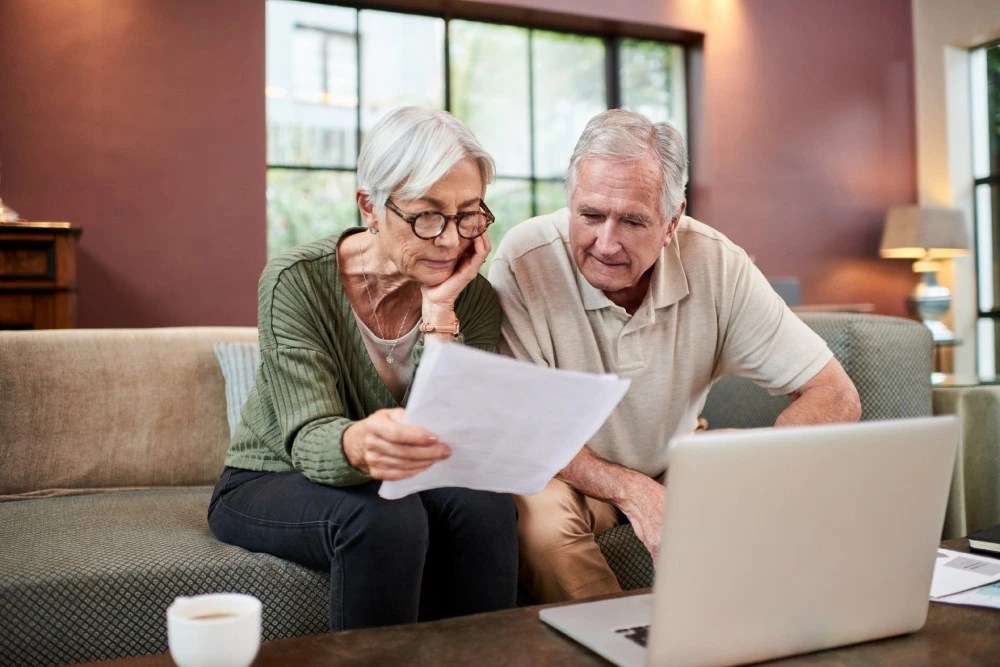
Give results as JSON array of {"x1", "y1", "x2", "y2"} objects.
[
  {"x1": 378, "y1": 339, "x2": 630, "y2": 500},
  {"x1": 929, "y1": 548, "x2": 1000, "y2": 599},
  {"x1": 934, "y1": 580, "x2": 1000, "y2": 609}
]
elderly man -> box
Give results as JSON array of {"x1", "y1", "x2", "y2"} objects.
[{"x1": 487, "y1": 109, "x2": 861, "y2": 604}]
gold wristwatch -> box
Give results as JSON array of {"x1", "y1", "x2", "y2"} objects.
[{"x1": 418, "y1": 320, "x2": 460, "y2": 337}]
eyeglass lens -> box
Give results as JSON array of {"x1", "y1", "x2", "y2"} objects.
[{"x1": 413, "y1": 212, "x2": 489, "y2": 239}]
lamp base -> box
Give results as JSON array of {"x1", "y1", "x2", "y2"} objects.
[
  {"x1": 920, "y1": 319, "x2": 956, "y2": 344},
  {"x1": 905, "y1": 271, "x2": 955, "y2": 343}
]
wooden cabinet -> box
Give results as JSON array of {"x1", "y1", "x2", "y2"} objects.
[{"x1": 0, "y1": 222, "x2": 81, "y2": 329}]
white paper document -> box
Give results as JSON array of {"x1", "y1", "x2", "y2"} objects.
[
  {"x1": 934, "y1": 580, "x2": 1000, "y2": 610},
  {"x1": 929, "y1": 548, "x2": 1000, "y2": 599},
  {"x1": 378, "y1": 339, "x2": 630, "y2": 500}
]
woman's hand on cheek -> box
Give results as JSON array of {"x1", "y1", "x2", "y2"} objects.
[
  {"x1": 421, "y1": 233, "x2": 491, "y2": 313},
  {"x1": 343, "y1": 408, "x2": 451, "y2": 481}
]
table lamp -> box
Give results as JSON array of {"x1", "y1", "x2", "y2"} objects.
[{"x1": 880, "y1": 205, "x2": 970, "y2": 343}]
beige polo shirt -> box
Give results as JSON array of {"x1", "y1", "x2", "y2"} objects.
[{"x1": 488, "y1": 208, "x2": 832, "y2": 479}]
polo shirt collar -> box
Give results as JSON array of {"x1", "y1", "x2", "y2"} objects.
[{"x1": 578, "y1": 235, "x2": 689, "y2": 312}]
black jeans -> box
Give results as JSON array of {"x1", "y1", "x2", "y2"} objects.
[{"x1": 208, "y1": 467, "x2": 518, "y2": 631}]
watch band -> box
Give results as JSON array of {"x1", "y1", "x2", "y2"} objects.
[{"x1": 419, "y1": 320, "x2": 460, "y2": 337}]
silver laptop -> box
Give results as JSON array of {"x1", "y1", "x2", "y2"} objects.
[{"x1": 539, "y1": 416, "x2": 959, "y2": 667}]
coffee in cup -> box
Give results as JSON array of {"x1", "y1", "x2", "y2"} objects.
[{"x1": 166, "y1": 592, "x2": 262, "y2": 667}]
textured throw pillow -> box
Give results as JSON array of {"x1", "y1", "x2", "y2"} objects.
[{"x1": 213, "y1": 341, "x2": 261, "y2": 437}]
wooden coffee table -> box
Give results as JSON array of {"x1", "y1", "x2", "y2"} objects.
[{"x1": 81, "y1": 540, "x2": 1000, "y2": 666}]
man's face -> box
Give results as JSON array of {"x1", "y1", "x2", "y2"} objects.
[{"x1": 568, "y1": 157, "x2": 680, "y2": 307}]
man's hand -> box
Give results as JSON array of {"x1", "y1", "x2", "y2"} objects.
[
  {"x1": 343, "y1": 408, "x2": 451, "y2": 480},
  {"x1": 557, "y1": 446, "x2": 665, "y2": 560},
  {"x1": 618, "y1": 474, "x2": 665, "y2": 561}
]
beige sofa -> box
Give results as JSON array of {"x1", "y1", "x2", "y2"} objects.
[
  {"x1": 0, "y1": 314, "x2": 934, "y2": 665},
  {"x1": 0, "y1": 328, "x2": 330, "y2": 667}
]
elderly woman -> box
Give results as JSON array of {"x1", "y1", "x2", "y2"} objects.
[{"x1": 208, "y1": 107, "x2": 517, "y2": 630}]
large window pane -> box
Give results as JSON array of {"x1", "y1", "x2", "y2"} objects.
[
  {"x1": 535, "y1": 180, "x2": 567, "y2": 215},
  {"x1": 266, "y1": 1, "x2": 357, "y2": 167},
  {"x1": 620, "y1": 39, "x2": 686, "y2": 136},
  {"x1": 484, "y1": 178, "x2": 533, "y2": 272},
  {"x1": 360, "y1": 11, "x2": 445, "y2": 137},
  {"x1": 532, "y1": 31, "x2": 606, "y2": 179},
  {"x1": 978, "y1": 318, "x2": 998, "y2": 378},
  {"x1": 267, "y1": 169, "x2": 357, "y2": 257},
  {"x1": 977, "y1": 183, "x2": 999, "y2": 313},
  {"x1": 451, "y1": 21, "x2": 531, "y2": 178}
]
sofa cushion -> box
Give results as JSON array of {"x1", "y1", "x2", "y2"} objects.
[
  {"x1": 0, "y1": 327, "x2": 257, "y2": 499},
  {"x1": 595, "y1": 523, "x2": 654, "y2": 591},
  {"x1": 0, "y1": 488, "x2": 329, "y2": 666},
  {"x1": 701, "y1": 313, "x2": 933, "y2": 429},
  {"x1": 214, "y1": 341, "x2": 261, "y2": 437}
]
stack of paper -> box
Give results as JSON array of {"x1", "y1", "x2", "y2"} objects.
[
  {"x1": 379, "y1": 339, "x2": 630, "y2": 500},
  {"x1": 930, "y1": 548, "x2": 1000, "y2": 609}
]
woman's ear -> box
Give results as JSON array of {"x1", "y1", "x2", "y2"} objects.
[{"x1": 357, "y1": 190, "x2": 378, "y2": 231}]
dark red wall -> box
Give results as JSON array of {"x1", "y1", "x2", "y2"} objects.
[
  {"x1": 0, "y1": 0, "x2": 914, "y2": 326},
  {"x1": 692, "y1": 0, "x2": 915, "y2": 313},
  {"x1": 0, "y1": 0, "x2": 265, "y2": 327}
]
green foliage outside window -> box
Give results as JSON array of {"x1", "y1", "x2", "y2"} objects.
[{"x1": 265, "y1": 1, "x2": 686, "y2": 261}]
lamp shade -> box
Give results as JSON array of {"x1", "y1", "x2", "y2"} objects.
[{"x1": 880, "y1": 205, "x2": 970, "y2": 259}]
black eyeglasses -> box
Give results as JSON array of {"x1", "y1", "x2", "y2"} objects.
[{"x1": 385, "y1": 198, "x2": 495, "y2": 240}]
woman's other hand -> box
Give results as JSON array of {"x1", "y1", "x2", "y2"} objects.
[
  {"x1": 343, "y1": 408, "x2": 451, "y2": 480},
  {"x1": 421, "y1": 232, "x2": 490, "y2": 326}
]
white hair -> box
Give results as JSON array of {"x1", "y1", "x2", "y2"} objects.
[
  {"x1": 564, "y1": 109, "x2": 688, "y2": 220},
  {"x1": 357, "y1": 107, "x2": 496, "y2": 221}
]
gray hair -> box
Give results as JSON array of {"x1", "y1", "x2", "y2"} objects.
[
  {"x1": 564, "y1": 109, "x2": 688, "y2": 220},
  {"x1": 357, "y1": 107, "x2": 496, "y2": 221}
]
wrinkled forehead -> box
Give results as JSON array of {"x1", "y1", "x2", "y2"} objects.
[{"x1": 570, "y1": 157, "x2": 663, "y2": 216}]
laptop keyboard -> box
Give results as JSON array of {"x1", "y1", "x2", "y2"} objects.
[{"x1": 615, "y1": 624, "x2": 650, "y2": 647}]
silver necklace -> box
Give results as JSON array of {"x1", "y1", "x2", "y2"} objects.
[{"x1": 357, "y1": 229, "x2": 416, "y2": 364}]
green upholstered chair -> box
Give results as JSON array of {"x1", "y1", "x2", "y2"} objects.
[{"x1": 597, "y1": 312, "x2": 934, "y2": 591}]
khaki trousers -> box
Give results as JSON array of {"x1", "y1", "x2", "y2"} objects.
[{"x1": 514, "y1": 478, "x2": 624, "y2": 603}]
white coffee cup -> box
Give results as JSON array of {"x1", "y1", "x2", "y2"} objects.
[{"x1": 166, "y1": 593, "x2": 262, "y2": 667}]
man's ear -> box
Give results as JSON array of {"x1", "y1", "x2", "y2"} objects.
[
  {"x1": 357, "y1": 190, "x2": 378, "y2": 231},
  {"x1": 662, "y1": 199, "x2": 686, "y2": 247}
]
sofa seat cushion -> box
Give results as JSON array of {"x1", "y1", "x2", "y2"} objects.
[{"x1": 1, "y1": 488, "x2": 329, "y2": 667}]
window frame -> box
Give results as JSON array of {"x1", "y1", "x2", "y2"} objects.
[
  {"x1": 266, "y1": 0, "x2": 703, "y2": 255},
  {"x1": 973, "y1": 40, "x2": 1000, "y2": 376}
]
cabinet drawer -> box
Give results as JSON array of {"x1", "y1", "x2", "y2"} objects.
[{"x1": 0, "y1": 241, "x2": 55, "y2": 282}]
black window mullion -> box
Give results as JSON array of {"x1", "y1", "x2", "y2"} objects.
[
  {"x1": 606, "y1": 36, "x2": 621, "y2": 109},
  {"x1": 527, "y1": 29, "x2": 538, "y2": 218}
]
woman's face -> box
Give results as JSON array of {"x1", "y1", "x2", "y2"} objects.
[{"x1": 376, "y1": 158, "x2": 484, "y2": 286}]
